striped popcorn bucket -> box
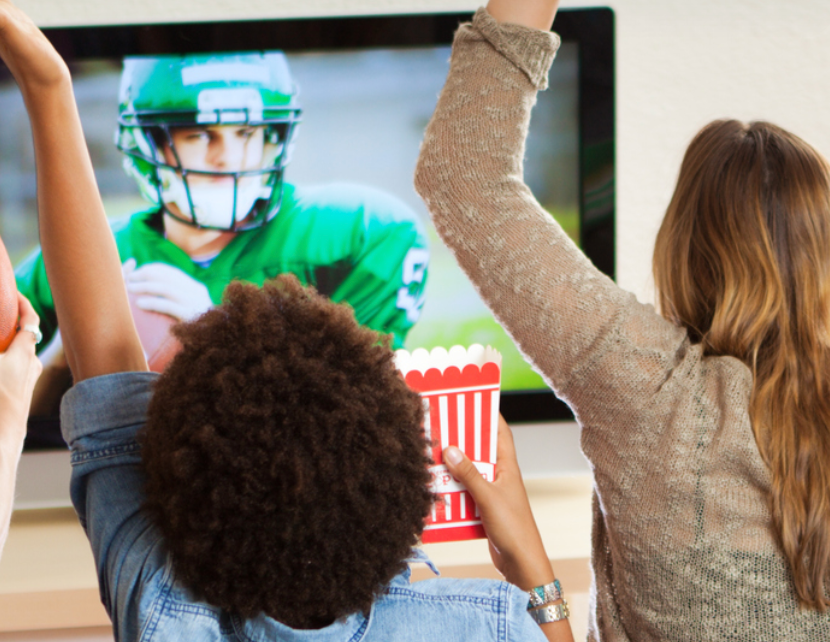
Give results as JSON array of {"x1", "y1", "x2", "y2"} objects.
[{"x1": 395, "y1": 345, "x2": 502, "y2": 543}]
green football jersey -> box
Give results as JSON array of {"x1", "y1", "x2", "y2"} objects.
[{"x1": 16, "y1": 182, "x2": 428, "y2": 351}]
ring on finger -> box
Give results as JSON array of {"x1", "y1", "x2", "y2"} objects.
[{"x1": 21, "y1": 324, "x2": 42, "y2": 345}]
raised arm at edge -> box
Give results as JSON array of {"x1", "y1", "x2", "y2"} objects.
[{"x1": 0, "y1": 3, "x2": 147, "y2": 380}]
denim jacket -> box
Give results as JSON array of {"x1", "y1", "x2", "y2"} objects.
[{"x1": 61, "y1": 372, "x2": 546, "y2": 642}]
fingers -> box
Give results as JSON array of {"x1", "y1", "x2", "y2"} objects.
[
  {"x1": 125, "y1": 263, "x2": 212, "y2": 321},
  {"x1": 3, "y1": 295, "x2": 42, "y2": 385},
  {"x1": 443, "y1": 415, "x2": 521, "y2": 498},
  {"x1": 124, "y1": 263, "x2": 189, "y2": 312},
  {"x1": 133, "y1": 296, "x2": 185, "y2": 320},
  {"x1": 443, "y1": 445, "x2": 491, "y2": 499},
  {"x1": 125, "y1": 263, "x2": 197, "y2": 301},
  {"x1": 16, "y1": 292, "x2": 38, "y2": 328},
  {"x1": 9, "y1": 293, "x2": 40, "y2": 352},
  {"x1": 126, "y1": 280, "x2": 180, "y2": 299},
  {"x1": 126, "y1": 262, "x2": 187, "y2": 283},
  {"x1": 493, "y1": 414, "x2": 522, "y2": 479},
  {"x1": 7, "y1": 325, "x2": 38, "y2": 353},
  {"x1": 121, "y1": 258, "x2": 137, "y2": 278}
]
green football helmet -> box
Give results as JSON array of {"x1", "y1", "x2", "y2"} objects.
[{"x1": 116, "y1": 52, "x2": 302, "y2": 231}]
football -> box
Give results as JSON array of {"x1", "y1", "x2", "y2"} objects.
[
  {"x1": 127, "y1": 292, "x2": 182, "y2": 372},
  {"x1": 0, "y1": 234, "x2": 19, "y2": 352}
]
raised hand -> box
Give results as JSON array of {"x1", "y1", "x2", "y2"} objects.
[
  {"x1": 1, "y1": 0, "x2": 146, "y2": 381},
  {"x1": 485, "y1": 0, "x2": 560, "y2": 30},
  {"x1": 0, "y1": 0, "x2": 69, "y2": 94},
  {"x1": 124, "y1": 260, "x2": 213, "y2": 322}
]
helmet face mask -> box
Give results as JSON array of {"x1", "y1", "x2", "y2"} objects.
[{"x1": 116, "y1": 53, "x2": 302, "y2": 231}]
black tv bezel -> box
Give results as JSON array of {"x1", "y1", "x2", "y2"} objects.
[{"x1": 21, "y1": 9, "x2": 613, "y2": 448}]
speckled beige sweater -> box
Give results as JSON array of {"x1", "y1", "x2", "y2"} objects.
[{"x1": 414, "y1": 8, "x2": 830, "y2": 642}]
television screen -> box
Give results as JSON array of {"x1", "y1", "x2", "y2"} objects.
[{"x1": 0, "y1": 11, "x2": 613, "y2": 449}]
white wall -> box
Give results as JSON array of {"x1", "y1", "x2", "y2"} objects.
[{"x1": 18, "y1": 0, "x2": 830, "y2": 303}]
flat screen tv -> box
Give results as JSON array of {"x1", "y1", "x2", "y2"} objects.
[{"x1": 0, "y1": 8, "x2": 614, "y2": 452}]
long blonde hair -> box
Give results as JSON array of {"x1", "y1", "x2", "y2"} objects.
[{"x1": 654, "y1": 120, "x2": 830, "y2": 609}]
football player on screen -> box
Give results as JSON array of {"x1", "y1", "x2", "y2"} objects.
[{"x1": 16, "y1": 52, "x2": 429, "y2": 416}]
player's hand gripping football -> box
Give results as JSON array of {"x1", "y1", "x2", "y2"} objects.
[
  {"x1": 0, "y1": 0, "x2": 69, "y2": 94},
  {"x1": 123, "y1": 259, "x2": 213, "y2": 322}
]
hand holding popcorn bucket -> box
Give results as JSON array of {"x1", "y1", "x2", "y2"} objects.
[{"x1": 395, "y1": 344, "x2": 502, "y2": 543}]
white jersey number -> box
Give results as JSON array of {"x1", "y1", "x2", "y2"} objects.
[{"x1": 396, "y1": 247, "x2": 429, "y2": 323}]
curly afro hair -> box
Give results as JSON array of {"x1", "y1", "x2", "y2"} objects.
[{"x1": 140, "y1": 274, "x2": 434, "y2": 629}]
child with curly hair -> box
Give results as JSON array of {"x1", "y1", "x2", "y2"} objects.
[{"x1": 0, "y1": 1, "x2": 572, "y2": 640}]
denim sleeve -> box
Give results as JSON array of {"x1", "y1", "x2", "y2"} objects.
[
  {"x1": 61, "y1": 371, "x2": 168, "y2": 639},
  {"x1": 505, "y1": 583, "x2": 551, "y2": 642}
]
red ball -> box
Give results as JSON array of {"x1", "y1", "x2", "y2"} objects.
[{"x1": 0, "y1": 235, "x2": 19, "y2": 352}]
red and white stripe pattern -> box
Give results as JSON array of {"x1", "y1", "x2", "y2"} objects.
[
  {"x1": 423, "y1": 385, "x2": 499, "y2": 542},
  {"x1": 395, "y1": 345, "x2": 501, "y2": 544}
]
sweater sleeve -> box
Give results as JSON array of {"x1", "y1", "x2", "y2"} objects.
[{"x1": 414, "y1": 8, "x2": 689, "y2": 426}]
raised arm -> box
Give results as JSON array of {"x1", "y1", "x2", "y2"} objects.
[
  {"x1": 0, "y1": 0, "x2": 146, "y2": 381},
  {"x1": 414, "y1": 4, "x2": 686, "y2": 422}
]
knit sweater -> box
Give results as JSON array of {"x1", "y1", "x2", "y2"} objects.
[{"x1": 414, "y1": 8, "x2": 830, "y2": 642}]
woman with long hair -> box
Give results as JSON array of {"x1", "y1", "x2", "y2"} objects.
[{"x1": 416, "y1": 0, "x2": 830, "y2": 638}]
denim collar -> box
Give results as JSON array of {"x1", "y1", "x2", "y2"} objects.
[
  {"x1": 401, "y1": 548, "x2": 440, "y2": 580},
  {"x1": 231, "y1": 550, "x2": 439, "y2": 642},
  {"x1": 233, "y1": 610, "x2": 370, "y2": 642}
]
